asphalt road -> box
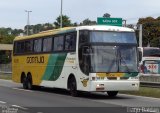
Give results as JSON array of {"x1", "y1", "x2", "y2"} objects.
[{"x1": 0, "y1": 79, "x2": 160, "y2": 113}]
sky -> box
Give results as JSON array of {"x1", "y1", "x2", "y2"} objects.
[{"x1": 0, "y1": 0, "x2": 160, "y2": 29}]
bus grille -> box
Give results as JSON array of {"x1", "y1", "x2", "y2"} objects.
[
  {"x1": 107, "y1": 77, "x2": 129, "y2": 80},
  {"x1": 120, "y1": 77, "x2": 129, "y2": 80},
  {"x1": 107, "y1": 77, "x2": 117, "y2": 80}
]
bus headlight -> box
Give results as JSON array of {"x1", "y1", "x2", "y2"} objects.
[
  {"x1": 97, "y1": 84, "x2": 104, "y2": 87},
  {"x1": 92, "y1": 77, "x2": 96, "y2": 81}
]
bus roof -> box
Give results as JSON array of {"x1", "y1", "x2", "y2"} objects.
[
  {"x1": 14, "y1": 25, "x2": 135, "y2": 41},
  {"x1": 14, "y1": 27, "x2": 75, "y2": 41},
  {"x1": 76, "y1": 25, "x2": 134, "y2": 32}
]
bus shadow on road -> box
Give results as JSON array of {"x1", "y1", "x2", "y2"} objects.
[{"x1": 27, "y1": 86, "x2": 132, "y2": 100}]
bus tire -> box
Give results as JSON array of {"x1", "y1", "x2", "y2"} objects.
[
  {"x1": 22, "y1": 76, "x2": 28, "y2": 89},
  {"x1": 69, "y1": 77, "x2": 78, "y2": 97},
  {"x1": 107, "y1": 91, "x2": 118, "y2": 97},
  {"x1": 26, "y1": 74, "x2": 33, "y2": 90}
]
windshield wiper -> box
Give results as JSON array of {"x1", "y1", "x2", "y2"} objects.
[
  {"x1": 118, "y1": 48, "x2": 131, "y2": 73},
  {"x1": 116, "y1": 50, "x2": 120, "y2": 72},
  {"x1": 119, "y1": 55, "x2": 131, "y2": 73}
]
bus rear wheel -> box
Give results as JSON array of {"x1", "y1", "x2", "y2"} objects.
[
  {"x1": 26, "y1": 78, "x2": 32, "y2": 90},
  {"x1": 107, "y1": 91, "x2": 118, "y2": 97},
  {"x1": 26, "y1": 75, "x2": 33, "y2": 90},
  {"x1": 69, "y1": 77, "x2": 78, "y2": 97},
  {"x1": 22, "y1": 76, "x2": 28, "y2": 89}
]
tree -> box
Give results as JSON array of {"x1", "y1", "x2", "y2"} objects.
[
  {"x1": 103, "y1": 13, "x2": 111, "y2": 18},
  {"x1": 0, "y1": 27, "x2": 24, "y2": 44},
  {"x1": 24, "y1": 25, "x2": 33, "y2": 35},
  {"x1": 24, "y1": 23, "x2": 54, "y2": 35},
  {"x1": 0, "y1": 35, "x2": 15, "y2": 44},
  {"x1": 32, "y1": 24, "x2": 43, "y2": 34},
  {"x1": 54, "y1": 15, "x2": 72, "y2": 28},
  {"x1": 73, "y1": 22, "x2": 78, "y2": 27},
  {"x1": 137, "y1": 17, "x2": 160, "y2": 47},
  {"x1": 157, "y1": 16, "x2": 160, "y2": 20},
  {"x1": 11, "y1": 29, "x2": 23, "y2": 36},
  {"x1": 43, "y1": 23, "x2": 54, "y2": 30},
  {"x1": 80, "y1": 18, "x2": 96, "y2": 25}
]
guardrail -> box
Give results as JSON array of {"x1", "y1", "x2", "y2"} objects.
[
  {"x1": 0, "y1": 64, "x2": 12, "y2": 74},
  {"x1": 140, "y1": 76, "x2": 160, "y2": 88}
]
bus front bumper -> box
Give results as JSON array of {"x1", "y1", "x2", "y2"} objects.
[{"x1": 89, "y1": 80, "x2": 139, "y2": 92}]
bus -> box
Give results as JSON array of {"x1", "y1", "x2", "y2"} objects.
[
  {"x1": 138, "y1": 47, "x2": 160, "y2": 76},
  {"x1": 12, "y1": 25, "x2": 139, "y2": 97}
]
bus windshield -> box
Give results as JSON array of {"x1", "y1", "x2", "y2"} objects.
[
  {"x1": 79, "y1": 30, "x2": 138, "y2": 74},
  {"x1": 90, "y1": 45, "x2": 138, "y2": 73},
  {"x1": 90, "y1": 31, "x2": 137, "y2": 44},
  {"x1": 143, "y1": 48, "x2": 160, "y2": 57}
]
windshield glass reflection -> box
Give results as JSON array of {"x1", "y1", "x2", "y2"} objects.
[{"x1": 90, "y1": 45, "x2": 138, "y2": 73}]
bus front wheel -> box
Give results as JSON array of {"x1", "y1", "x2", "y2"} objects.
[
  {"x1": 69, "y1": 77, "x2": 78, "y2": 97},
  {"x1": 107, "y1": 91, "x2": 118, "y2": 97}
]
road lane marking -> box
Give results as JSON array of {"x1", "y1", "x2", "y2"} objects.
[
  {"x1": 0, "y1": 79, "x2": 12, "y2": 82},
  {"x1": 12, "y1": 88, "x2": 34, "y2": 92},
  {"x1": 11, "y1": 105, "x2": 28, "y2": 110},
  {"x1": 0, "y1": 101, "x2": 6, "y2": 104}
]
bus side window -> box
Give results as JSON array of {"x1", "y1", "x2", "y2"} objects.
[
  {"x1": 54, "y1": 35, "x2": 64, "y2": 51},
  {"x1": 43, "y1": 37, "x2": 52, "y2": 52},
  {"x1": 14, "y1": 42, "x2": 21, "y2": 54},
  {"x1": 20, "y1": 41, "x2": 25, "y2": 53},
  {"x1": 34, "y1": 39, "x2": 42, "y2": 53},
  {"x1": 25, "y1": 40, "x2": 33, "y2": 53},
  {"x1": 65, "y1": 33, "x2": 76, "y2": 51}
]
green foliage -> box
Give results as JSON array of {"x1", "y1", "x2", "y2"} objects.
[
  {"x1": 0, "y1": 28, "x2": 20, "y2": 44},
  {"x1": 137, "y1": 17, "x2": 160, "y2": 47},
  {"x1": 80, "y1": 18, "x2": 96, "y2": 25},
  {"x1": 121, "y1": 87, "x2": 160, "y2": 98},
  {"x1": 54, "y1": 15, "x2": 72, "y2": 28},
  {"x1": 24, "y1": 23, "x2": 54, "y2": 35},
  {"x1": 0, "y1": 54, "x2": 10, "y2": 64},
  {"x1": 0, "y1": 51, "x2": 10, "y2": 64},
  {"x1": 103, "y1": 13, "x2": 111, "y2": 18},
  {"x1": 157, "y1": 16, "x2": 160, "y2": 20},
  {"x1": 1, "y1": 35, "x2": 15, "y2": 44},
  {"x1": 11, "y1": 29, "x2": 23, "y2": 36}
]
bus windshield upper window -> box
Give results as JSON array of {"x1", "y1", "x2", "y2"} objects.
[
  {"x1": 90, "y1": 31, "x2": 137, "y2": 44},
  {"x1": 79, "y1": 30, "x2": 89, "y2": 44}
]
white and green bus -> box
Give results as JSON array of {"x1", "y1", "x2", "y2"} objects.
[
  {"x1": 139, "y1": 47, "x2": 160, "y2": 76},
  {"x1": 12, "y1": 25, "x2": 139, "y2": 97}
]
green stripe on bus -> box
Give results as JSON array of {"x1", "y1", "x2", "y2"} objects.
[
  {"x1": 42, "y1": 53, "x2": 67, "y2": 81},
  {"x1": 124, "y1": 72, "x2": 138, "y2": 77},
  {"x1": 42, "y1": 54, "x2": 59, "y2": 80}
]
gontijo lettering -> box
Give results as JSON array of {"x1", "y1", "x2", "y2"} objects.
[{"x1": 26, "y1": 56, "x2": 44, "y2": 63}]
